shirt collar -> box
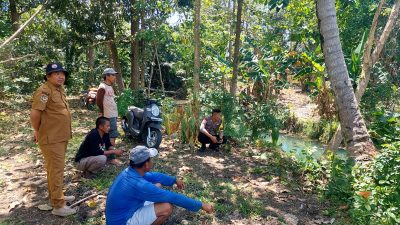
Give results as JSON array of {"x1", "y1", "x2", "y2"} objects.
[{"x1": 45, "y1": 81, "x2": 64, "y2": 92}]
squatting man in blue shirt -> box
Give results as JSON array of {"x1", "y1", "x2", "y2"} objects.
[{"x1": 105, "y1": 145, "x2": 214, "y2": 225}]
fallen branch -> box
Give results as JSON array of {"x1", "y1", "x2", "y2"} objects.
[
  {"x1": 70, "y1": 191, "x2": 104, "y2": 208},
  {"x1": 0, "y1": 1, "x2": 47, "y2": 49},
  {"x1": 0, "y1": 54, "x2": 36, "y2": 64}
]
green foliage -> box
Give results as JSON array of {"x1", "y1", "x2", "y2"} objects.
[
  {"x1": 116, "y1": 89, "x2": 146, "y2": 117},
  {"x1": 301, "y1": 119, "x2": 339, "y2": 143},
  {"x1": 346, "y1": 31, "x2": 367, "y2": 84},
  {"x1": 361, "y1": 64, "x2": 400, "y2": 112},
  {"x1": 324, "y1": 155, "x2": 354, "y2": 206},
  {"x1": 368, "y1": 110, "x2": 400, "y2": 147},
  {"x1": 179, "y1": 104, "x2": 198, "y2": 144},
  {"x1": 248, "y1": 100, "x2": 287, "y2": 140},
  {"x1": 352, "y1": 142, "x2": 400, "y2": 224},
  {"x1": 160, "y1": 97, "x2": 179, "y2": 135},
  {"x1": 291, "y1": 148, "x2": 354, "y2": 221}
]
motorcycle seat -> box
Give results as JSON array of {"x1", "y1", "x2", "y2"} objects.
[{"x1": 129, "y1": 106, "x2": 144, "y2": 120}]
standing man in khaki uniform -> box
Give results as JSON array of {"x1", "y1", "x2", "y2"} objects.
[{"x1": 30, "y1": 63, "x2": 77, "y2": 216}]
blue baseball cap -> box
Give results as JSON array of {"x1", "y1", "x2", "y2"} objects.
[{"x1": 44, "y1": 63, "x2": 69, "y2": 80}]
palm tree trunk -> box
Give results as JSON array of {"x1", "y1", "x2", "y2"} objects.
[
  {"x1": 329, "y1": 0, "x2": 400, "y2": 150},
  {"x1": 316, "y1": 0, "x2": 377, "y2": 162}
]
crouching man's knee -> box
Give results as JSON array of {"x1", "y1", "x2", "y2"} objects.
[{"x1": 155, "y1": 202, "x2": 173, "y2": 217}]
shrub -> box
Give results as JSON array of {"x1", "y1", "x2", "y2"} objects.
[
  {"x1": 302, "y1": 119, "x2": 338, "y2": 143},
  {"x1": 116, "y1": 89, "x2": 146, "y2": 117},
  {"x1": 368, "y1": 110, "x2": 400, "y2": 147},
  {"x1": 351, "y1": 142, "x2": 400, "y2": 224},
  {"x1": 248, "y1": 100, "x2": 288, "y2": 141}
]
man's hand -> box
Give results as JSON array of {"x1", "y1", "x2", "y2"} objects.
[
  {"x1": 154, "y1": 183, "x2": 162, "y2": 188},
  {"x1": 176, "y1": 179, "x2": 185, "y2": 190},
  {"x1": 33, "y1": 130, "x2": 38, "y2": 143},
  {"x1": 210, "y1": 136, "x2": 218, "y2": 144},
  {"x1": 113, "y1": 149, "x2": 123, "y2": 156},
  {"x1": 201, "y1": 203, "x2": 214, "y2": 214}
]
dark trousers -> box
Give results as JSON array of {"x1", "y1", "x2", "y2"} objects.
[{"x1": 198, "y1": 132, "x2": 227, "y2": 149}]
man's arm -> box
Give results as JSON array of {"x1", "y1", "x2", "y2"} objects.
[
  {"x1": 103, "y1": 148, "x2": 122, "y2": 156},
  {"x1": 138, "y1": 182, "x2": 204, "y2": 212},
  {"x1": 30, "y1": 109, "x2": 42, "y2": 142},
  {"x1": 96, "y1": 88, "x2": 105, "y2": 115},
  {"x1": 144, "y1": 172, "x2": 177, "y2": 186}
]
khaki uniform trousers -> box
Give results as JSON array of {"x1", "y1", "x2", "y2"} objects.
[{"x1": 39, "y1": 141, "x2": 68, "y2": 209}]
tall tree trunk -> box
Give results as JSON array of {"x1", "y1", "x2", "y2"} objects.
[
  {"x1": 139, "y1": 5, "x2": 146, "y2": 88},
  {"x1": 193, "y1": 0, "x2": 201, "y2": 98},
  {"x1": 228, "y1": 0, "x2": 236, "y2": 62},
  {"x1": 87, "y1": 46, "x2": 95, "y2": 85},
  {"x1": 329, "y1": 0, "x2": 400, "y2": 150},
  {"x1": 130, "y1": 0, "x2": 140, "y2": 90},
  {"x1": 108, "y1": 40, "x2": 125, "y2": 92},
  {"x1": 9, "y1": 0, "x2": 20, "y2": 32},
  {"x1": 147, "y1": 51, "x2": 156, "y2": 95},
  {"x1": 223, "y1": 0, "x2": 236, "y2": 91},
  {"x1": 193, "y1": 0, "x2": 201, "y2": 119},
  {"x1": 230, "y1": 0, "x2": 243, "y2": 96},
  {"x1": 155, "y1": 48, "x2": 165, "y2": 94},
  {"x1": 316, "y1": 0, "x2": 377, "y2": 162}
]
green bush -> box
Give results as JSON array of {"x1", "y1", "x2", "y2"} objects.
[
  {"x1": 248, "y1": 100, "x2": 288, "y2": 141},
  {"x1": 302, "y1": 119, "x2": 338, "y2": 143},
  {"x1": 116, "y1": 89, "x2": 146, "y2": 117},
  {"x1": 368, "y1": 110, "x2": 400, "y2": 147},
  {"x1": 351, "y1": 142, "x2": 400, "y2": 225}
]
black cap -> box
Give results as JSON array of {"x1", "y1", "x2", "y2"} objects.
[{"x1": 44, "y1": 63, "x2": 69, "y2": 81}]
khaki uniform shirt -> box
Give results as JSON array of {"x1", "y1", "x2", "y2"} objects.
[{"x1": 32, "y1": 81, "x2": 72, "y2": 145}]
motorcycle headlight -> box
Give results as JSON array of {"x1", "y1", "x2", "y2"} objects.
[{"x1": 151, "y1": 105, "x2": 160, "y2": 116}]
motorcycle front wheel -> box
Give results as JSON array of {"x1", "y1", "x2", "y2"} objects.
[
  {"x1": 79, "y1": 96, "x2": 86, "y2": 108},
  {"x1": 142, "y1": 127, "x2": 162, "y2": 149}
]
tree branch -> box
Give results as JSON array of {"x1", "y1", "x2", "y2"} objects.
[{"x1": 0, "y1": 1, "x2": 47, "y2": 49}]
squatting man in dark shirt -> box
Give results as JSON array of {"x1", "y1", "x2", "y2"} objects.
[
  {"x1": 105, "y1": 145, "x2": 214, "y2": 225},
  {"x1": 74, "y1": 117, "x2": 123, "y2": 178},
  {"x1": 198, "y1": 108, "x2": 227, "y2": 152}
]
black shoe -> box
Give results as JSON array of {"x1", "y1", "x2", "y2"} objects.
[
  {"x1": 198, "y1": 147, "x2": 205, "y2": 152},
  {"x1": 209, "y1": 144, "x2": 219, "y2": 151}
]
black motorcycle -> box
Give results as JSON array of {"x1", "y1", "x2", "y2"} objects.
[{"x1": 121, "y1": 100, "x2": 163, "y2": 148}]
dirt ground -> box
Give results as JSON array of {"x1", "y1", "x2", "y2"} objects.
[
  {"x1": 277, "y1": 87, "x2": 319, "y2": 122},
  {"x1": 0, "y1": 95, "x2": 335, "y2": 225}
]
